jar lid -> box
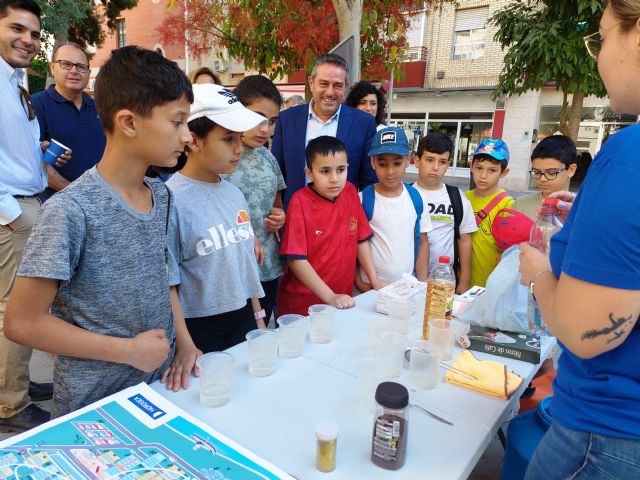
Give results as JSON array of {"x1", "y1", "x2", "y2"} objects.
[
  {"x1": 375, "y1": 382, "x2": 409, "y2": 409},
  {"x1": 315, "y1": 420, "x2": 339, "y2": 441}
]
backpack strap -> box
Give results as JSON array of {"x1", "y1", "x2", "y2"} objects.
[
  {"x1": 445, "y1": 184, "x2": 463, "y2": 283},
  {"x1": 475, "y1": 191, "x2": 508, "y2": 226},
  {"x1": 404, "y1": 182, "x2": 424, "y2": 262},
  {"x1": 361, "y1": 184, "x2": 375, "y2": 221}
]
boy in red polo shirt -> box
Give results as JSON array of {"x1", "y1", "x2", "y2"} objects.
[{"x1": 277, "y1": 136, "x2": 383, "y2": 315}]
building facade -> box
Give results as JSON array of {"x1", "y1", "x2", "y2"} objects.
[
  {"x1": 88, "y1": 0, "x2": 635, "y2": 191},
  {"x1": 391, "y1": 0, "x2": 636, "y2": 191}
]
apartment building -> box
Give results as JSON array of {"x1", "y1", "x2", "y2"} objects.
[
  {"x1": 88, "y1": 0, "x2": 634, "y2": 190},
  {"x1": 391, "y1": 0, "x2": 636, "y2": 190}
]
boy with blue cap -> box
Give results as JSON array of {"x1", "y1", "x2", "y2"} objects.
[
  {"x1": 356, "y1": 127, "x2": 432, "y2": 291},
  {"x1": 465, "y1": 138, "x2": 514, "y2": 287}
]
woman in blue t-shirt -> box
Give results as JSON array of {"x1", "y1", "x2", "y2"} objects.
[{"x1": 518, "y1": 2, "x2": 640, "y2": 479}]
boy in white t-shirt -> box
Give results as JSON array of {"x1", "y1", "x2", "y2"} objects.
[
  {"x1": 356, "y1": 127, "x2": 432, "y2": 291},
  {"x1": 413, "y1": 133, "x2": 477, "y2": 294}
]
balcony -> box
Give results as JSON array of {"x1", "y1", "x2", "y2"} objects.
[{"x1": 378, "y1": 46, "x2": 427, "y2": 89}]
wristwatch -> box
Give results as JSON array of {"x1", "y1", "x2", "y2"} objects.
[
  {"x1": 254, "y1": 309, "x2": 267, "y2": 320},
  {"x1": 528, "y1": 269, "x2": 552, "y2": 302}
]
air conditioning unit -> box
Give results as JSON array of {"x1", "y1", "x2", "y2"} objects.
[{"x1": 213, "y1": 59, "x2": 227, "y2": 72}]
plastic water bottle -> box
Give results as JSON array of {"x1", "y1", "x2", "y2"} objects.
[
  {"x1": 528, "y1": 198, "x2": 563, "y2": 336},
  {"x1": 422, "y1": 256, "x2": 455, "y2": 340}
]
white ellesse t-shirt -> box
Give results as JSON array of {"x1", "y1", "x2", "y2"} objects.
[
  {"x1": 413, "y1": 183, "x2": 477, "y2": 270},
  {"x1": 361, "y1": 185, "x2": 433, "y2": 282}
]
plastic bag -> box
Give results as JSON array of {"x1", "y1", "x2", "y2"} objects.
[{"x1": 457, "y1": 245, "x2": 529, "y2": 333}]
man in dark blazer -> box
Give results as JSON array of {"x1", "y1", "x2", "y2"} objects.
[{"x1": 272, "y1": 53, "x2": 377, "y2": 209}]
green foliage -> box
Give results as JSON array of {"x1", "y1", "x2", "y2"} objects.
[
  {"x1": 27, "y1": 54, "x2": 48, "y2": 93},
  {"x1": 35, "y1": 0, "x2": 138, "y2": 51},
  {"x1": 489, "y1": 0, "x2": 606, "y2": 99}
]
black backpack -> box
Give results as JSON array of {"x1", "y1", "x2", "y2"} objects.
[{"x1": 445, "y1": 184, "x2": 463, "y2": 284}]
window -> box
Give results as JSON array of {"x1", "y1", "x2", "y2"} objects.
[
  {"x1": 116, "y1": 19, "x2": 126, "y2": 48},
  {"x1": 453, "y1": 7, "x2": 488, "y2": 60}
]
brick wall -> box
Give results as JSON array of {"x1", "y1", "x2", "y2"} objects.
[
  {"x1": 424, "y1": 0, "x2": 511, "y2": 90},
  {"x1": 90, "y1": 0, "x2": 185, "y2": 71}
]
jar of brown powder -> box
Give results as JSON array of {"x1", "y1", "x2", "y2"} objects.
[{"x1": 371, "y1": 381, "x2": 409, "y2": 470}]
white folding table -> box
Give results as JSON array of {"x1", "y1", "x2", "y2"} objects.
[{"x1": 152, "y1": 290, "x2": 554, "y2": 479}]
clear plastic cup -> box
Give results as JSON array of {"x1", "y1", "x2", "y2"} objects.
[
  {"x1": 196, "y1": 352, "x2": 234, "y2": 407},
  {"x1": 381, "y1": 331, "x2": 409, "y2": 378},
  {"x1": 366, "y1": 315, "x2": 395, "y2": 353},
  {"x1": 409, "y1": 340, "x2": 440, "y2": 389},
  {"x1": 277, "y1": 314, "x2": 306, "y2": 357},
  {"x1": 428, "y1": 319, "x2": 453, "y2": 361},
  {"x1": 388, "y1": 298, "x2": 413, "y2": 335},
  {"x1": 246, "y1": 329, "x2": 278, "y2": 377},
  {"x1": 357, "y1": 355, "x2": 392, "y2": 412},
  {"x1": 308, "y1": 304, "x2": 336, "y2": 343}
]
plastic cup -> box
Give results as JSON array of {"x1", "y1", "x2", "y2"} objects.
[
  {"x1": 308, "y1": 304, "x2": 336, "y2": 343},
  {"x1": 196, "y1": 352, "x2": 234, "y2": 407},
  {"x1": 381, "y1": 331, "x2": 409, "y2": 378},
  {"x1": 277, "y1": 314, "x2": 306, "y2": 357},
  {"x1": 246, "y1": 329, "x2": 277, "y2": 377},
  {"x1": 409, "y1": 340, "x2": 440, "y2": 389},
  {"x1": 357, "y1": 356, "x2": 392, "y2": 412},
  {"x1": 388, "y1": 298, "x2": 413, "y2": 335},
  {"x1": 428, "y1": 319, "x2": 454, "y2": 361},
  {"x1": 42, "y1": 139, "x2": 70, "y2": 165},
  {"x1": 366, "y1": 315, "x2": 395, "y2": 353}
]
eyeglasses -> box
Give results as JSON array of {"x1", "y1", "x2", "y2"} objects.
[
  {"x1": 529, "y1": 168, "x2": 567, "y2": 180},
  {"x1": 583, "y1": 21, "x2": 623, "y2": 60},
  {"x1": 53, "y1": 59, "x2": 90, "y2": 73},
  {"x1": 18, "y1": 86, "x2": 36, "y2": 121}
]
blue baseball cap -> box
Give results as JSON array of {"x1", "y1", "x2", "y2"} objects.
[
  {"x1": 368, "y1": 127, "x2": 410, "y2": 157},
  {"x1": 472, "y1": 138, "x2": 510, "y2": 163}
]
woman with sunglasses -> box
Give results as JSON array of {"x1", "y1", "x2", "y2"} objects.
[{"x1": 519, "y1": 2, "x2": 640, "y2": 478}]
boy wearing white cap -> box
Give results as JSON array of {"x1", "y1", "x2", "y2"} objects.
[{"x1": 165, "y1": 83, "x2": 267, "y2": 363}]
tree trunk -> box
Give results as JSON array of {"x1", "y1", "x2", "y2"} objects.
[
  {"x1": 330, "y1": 0, "x2": 362, "y2": 84},
  {"x1": 567, "y1": 90, "x2": 585, "y2": 142},
  {"x1": 47, "y1": 32, "x2": 70, "y2": 87},
  {"x1": 558, "y1": 89, "x2": 569, "y2": 136}
]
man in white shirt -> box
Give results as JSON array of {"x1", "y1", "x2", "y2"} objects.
[
  {"x1": 0, "y1": 0, "x2": 54, "y2": 432},
  {"x1": 272, "y1": 53, "x2": 377, "y2": 210},
  {"x1": 413, "y1": 133, "x2": 478, "y2": 294}
]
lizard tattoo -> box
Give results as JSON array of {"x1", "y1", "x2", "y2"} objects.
[{"x1": 581, "y1": 313, "x2": 633, "y2": 342}]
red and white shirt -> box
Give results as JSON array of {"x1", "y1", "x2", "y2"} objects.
[{"x1": 278, "y1": 182, "x2": 373, "y2": 315}]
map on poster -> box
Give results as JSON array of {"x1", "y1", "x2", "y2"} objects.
[{"x1": 0, "y1": 383, "x2": 292, "y2": 480}]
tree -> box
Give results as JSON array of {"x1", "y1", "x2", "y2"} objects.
[
  {"x1": 160, "y1": 0, "x2": 435, "y2": 81},
  {"x1": 36, "y1": 0, "x2": 138, "y2": 51},
  {"x1": 490, "y1": 0, "x2": 606, "y2": 141}
]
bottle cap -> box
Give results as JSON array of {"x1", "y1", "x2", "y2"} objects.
[
  {"x1": 315, "y1": 420, "x2": 339, "y2": 441},
  {"x1": 542, "y1": 198, "x2": 560, "y2": 208},
  {"x1": 438, "y1": 255, "x2": 450, "y2": 264},
  {"x1": 375, "y1": 382, "x2": 409, "y2": 410}
]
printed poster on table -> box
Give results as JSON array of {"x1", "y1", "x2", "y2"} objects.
[{"x1": 0, "y1": 383, "x2": 293, "y2": 479}]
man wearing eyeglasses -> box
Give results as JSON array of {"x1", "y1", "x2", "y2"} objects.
[
  {"x1": 514, "y1": 135, "x2": 578, "y2": 220},
  {"x1": 31, "y1": 43, "x2": 106, "y2": 201},
  {"x1": 0, "y1": 0, "x2": 53, "y2": 431}
]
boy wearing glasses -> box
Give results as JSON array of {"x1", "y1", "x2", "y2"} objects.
[
  {"x1": 465, "y1": 138, "x2": 514, "y2": 288},
  {"x1": 515, "y1": 135, "x2": 577, "y2": 220},
  {"x1": 31, "y1": 43, "x2": 106, "y2": 201}
]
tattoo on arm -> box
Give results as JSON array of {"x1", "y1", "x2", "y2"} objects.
[{"x1": 581, "y1": 313, "x2": 633, "y2": 343}]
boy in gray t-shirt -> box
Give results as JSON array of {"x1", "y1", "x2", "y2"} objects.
[{"x1": 4, "y1": 47, "x2": 197, "y2": 417}]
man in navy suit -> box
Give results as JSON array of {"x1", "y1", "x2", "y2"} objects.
[{"x1": 272, "y1": 53, "x2": 377, "y2": 209}]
